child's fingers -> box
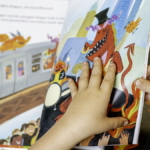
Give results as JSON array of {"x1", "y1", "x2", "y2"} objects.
[
  {"x1": 68, "y1": 79, "x2": 77, "y2": 99},
  {"x1": 102, "y1": 117, "x2": 128, "y2": 132},
  {"x1": 79, "y1": 61, "x2": 89, "y2": 91},
  {"x1": 135, "y1": 78, "x2": 150, "y2": 93},
  {"x1": 88, "y1": 57, "x2": 102, "y2": 89},
  {"x1": 100, "y1": 63, "x2": 116, "y2": 99}
]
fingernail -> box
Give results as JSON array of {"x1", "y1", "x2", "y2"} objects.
[
  {"x1": 94, "y1": 57, "x2": 99, "y2": 61},
  {"x1": 82, "y1": 61, "x2": 87, "y2": 66},
  {"x1": 68, "y1": 79, "x2": 72, "y2": 83},
  {"x1": 123, "y1": 120, "x2": 128, "y2": 127},
  {"x1": 110, "y1": 62, "x2": 115, "y2": 66},
  {"x1": 135, "y1": 80, "x2": 140, "y2": 87}
]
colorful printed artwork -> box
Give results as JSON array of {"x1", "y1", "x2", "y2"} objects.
[
  {"x1": 0, "y1": 39, "x2": 58, "y2": 148},
  {"x1": 0, "y1": 118, "x2": 40, "y2": 147},
  {"x1": 18, "y1": 62, "x2": 24, "y2": 76},
  {"x1": 0, "y1": 0, "x2": 69, "y2": 149},
  {"x1": 43, "y1": 42, "x2": 58, "y2": 71},
  {"x1": 44, "y1": 56, "x2": 70, "y2": 108},
  {"x1": 43, "y1": 51, "x2": 55, "y2": 70},
  {"x1": 38, "y1": 0, "x2": 150, "y2": 147},
  {"x1": 6, "y1": 65, "x2": 12, "y2": 80},
  {"x1": 0, "y1": 31, "x2": 30, "y2": 53}
]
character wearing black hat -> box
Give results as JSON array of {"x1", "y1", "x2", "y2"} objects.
[
  {"x1": 84, "y1": 7, "x2": 123, "y2": 75},
  {"x1": 95, "y1": 8, "x2": 109, "y2": 25}
]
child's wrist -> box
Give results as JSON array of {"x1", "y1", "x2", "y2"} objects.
[{"x1": 60, "y1": 114, "x2": 91, "y2": 142}]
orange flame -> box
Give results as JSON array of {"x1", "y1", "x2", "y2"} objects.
[
  {"x1": 114, "y1": 145, "x2": 138, "y2": 150},
  {"x1": 109, "y1": 81, "x2": 141, "y2": 138},
  {"x1": 126, "y1": 17, "x2": 142, "y2": 33}
]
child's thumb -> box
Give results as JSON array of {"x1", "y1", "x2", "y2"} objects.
[
  {"x1": 104, "y1": 117, "x2": 128, "y2": 131},
  {"x1": 135, "y1": 78, "x2": 150, "y2": 93}
]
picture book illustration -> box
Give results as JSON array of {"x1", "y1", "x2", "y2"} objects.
[
  {"x1": 0, "y1": 37, "x2": 58, "y2": 148},
  {"x1": 38, "y1": 0, "x2": 150, "y2": 147},
  {"x1": 0, "y1": 32, "x2": 31, "y2": 53},
  {"x1": 0, "y1": 0, "x2": 69, "y2": 148},
  {"x1": 105, "y1": 99, "x2": 150, "y2": 149}
]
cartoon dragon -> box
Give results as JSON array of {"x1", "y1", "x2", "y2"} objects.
[
  {"x1": 83, "y1": 8, "x2": 142, "y2": 76},
  {"x1": 0, "y1": 31, "x2": 30, "y2": 53},
  {"x1": 79, "y1": 8, "x2": 142, "y2": 144},
  {"x1": 108, "y1": 44, "x2": 138, "y2": 138},
  {"x1": 80, "y1": 43, "x2": 140, "y2": 146},
  {"x1": 83, "y1": 8, "x2": 123, "y2": 74},
  {"x1": 107, "y1": 19, "x2": 142, "y2": 140}
]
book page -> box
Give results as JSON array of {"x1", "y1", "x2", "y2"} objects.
[
  {"x1": 38, "y1": 0, "x2": 150, "y2": 147},
  {"x1": 0, "y1": 0, "x2": 69, "y2": 44},
  {"x1": 0, "y1": 0, "x2": 69, "y2": 148}
]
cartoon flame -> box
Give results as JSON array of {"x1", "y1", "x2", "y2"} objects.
[
  {"x1": 114, "y1": 145, "x2": 138, "y2": 150},
  {"x1": 55, "y1": 96, "x2": 72, "y2": 122},
  {"x1": 126, "y1": 17, "x2": 142, "y2": 33},
  {"x1": 109, "y1": 82, "x2": 141, "y2": 138}
]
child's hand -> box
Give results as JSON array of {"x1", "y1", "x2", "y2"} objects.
[
  {"x1": 29, "y1": 57, "x2": 128, "y2": 150},
  {"x1": 135, "y1": 65, "x2": 150, "y2": 101},
  {"x1": 64, "y1": 57, "x2": 128, "y2": 142}
]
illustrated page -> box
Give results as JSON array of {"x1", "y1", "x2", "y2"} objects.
[
  {"x1": 0, "y1": 0, "x2": 69, "y2": 148},
  {"x1": 38, "y1": 0, "x2": 150, "y2": 147}
]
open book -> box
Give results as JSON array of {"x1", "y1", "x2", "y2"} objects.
[{"x1": 37, "y1": 0, "x2": 150, "y2": 147}]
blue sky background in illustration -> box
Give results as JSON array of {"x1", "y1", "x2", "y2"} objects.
[
  {"x1": 58, "y1": 38, "x2": 87, "y2": 75},
  {"x1": 60, "y1": 0, "x2": 150, "y2": 50},
  {"x1": 57, "y1": 0, "x2": 150, "y2": 81}
]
